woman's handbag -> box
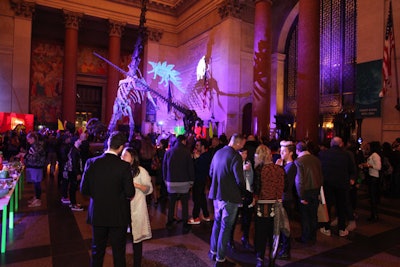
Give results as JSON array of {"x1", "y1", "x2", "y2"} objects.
[{"x1": 317, "y1": 186, "x2": 329, "y2": 222}]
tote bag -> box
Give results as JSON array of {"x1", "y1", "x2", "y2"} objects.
[{"x1": 317, "y1": 186, "x2": 329, "y2": 222}]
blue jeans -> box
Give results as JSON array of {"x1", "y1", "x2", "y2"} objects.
[{"x1": 210, "y1": 200, "x2": 239, "y2": 262}]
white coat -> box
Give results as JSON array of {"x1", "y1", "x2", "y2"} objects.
[{"x1": 130, "y1": 166, "x2": 153, "y2": 243}]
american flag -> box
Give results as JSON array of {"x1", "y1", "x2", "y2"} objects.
[{"x1": 380, "y1": 1, "x2": 394, "y2": 98}]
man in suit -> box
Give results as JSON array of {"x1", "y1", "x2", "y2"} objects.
[
  {"x1": 319, "y1": 136, "x2": 355, "y2": 237},
  {"x1": 81, "y1": 131, "x2": 135, "y2": 267},
  {"x1": 208, "y1": 133, "x2": 246, "y2": 267},
  {"x1": 294, "y1": 141, "x2": 323, "y2": 245}
]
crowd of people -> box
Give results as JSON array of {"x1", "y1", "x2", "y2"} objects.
[{"x1": 1, "y1": 127, "x2": 400, "y2": 267}]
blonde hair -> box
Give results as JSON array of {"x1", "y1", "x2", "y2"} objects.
[{"x1": 254, "y1": 144, "x2": 272, "y2": 167}]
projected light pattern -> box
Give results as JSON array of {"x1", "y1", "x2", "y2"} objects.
[{"x1": 148, "y1": 61, "x2": 183, "y2": 92}]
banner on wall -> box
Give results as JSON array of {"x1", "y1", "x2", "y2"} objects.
[
  {"x1": 0, "y1": 113, "x2": 34, "y2": 133},
  {"x1": 146, "y1": 98, "x2": 157, "y2": 123},
  {"x1": 355, "y1": 60, "x2": 382, "y2": 118}
]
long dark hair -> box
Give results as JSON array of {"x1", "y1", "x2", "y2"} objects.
[
  {"x1": 124, "y1": 147, "x2": 140, "y2": 177},
  {"x1": 369, "y1": 141, "x2": 381, "y2": 155}
]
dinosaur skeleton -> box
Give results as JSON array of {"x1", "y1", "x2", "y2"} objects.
[
  {"x1": 105, "y1": 0, "x2": 151, "y2": 142},
  {"x1": 95, "y1": 0, "x2": 201, "y2": 140},
  {"x1": 96, "y1": 52, "x2": 201, "y2": 138},
  {"x1": 109, "y1": 72, "x2": 157, "y2": 141}
]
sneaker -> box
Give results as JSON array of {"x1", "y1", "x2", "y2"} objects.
[
  {"x1": 346, "y1": 220, "x2": 357, "y2": 231},
  {"x1": 61, "y1": 197, "x2": 71, "y2": 204},
  {"x1": 203, "y1": 216, "x2": 211, "y2": 222},
  {"x1": 339, "y1": 229, "x2": 349, "y2": 237},
  {"x1": 188, "y1": 218, "x2": 201, "y2": 225},
  {"x1": 320, "y1": 228, "x2": 331, "y2": 236},
  {"x1": 208, "y1": 251, "x2": 216, "y2": 261},
  {"x1": 28, "y1": 197, "x2": 37, "y2": 204},
  {"x1": 28, "y1": 199, "x2": 42, "y2": 207},
  {"x1": 70, "y1": 204, "x2": 84, "y2": 211}
]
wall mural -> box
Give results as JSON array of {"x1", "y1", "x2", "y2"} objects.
[
  {"x1": 77, "y1": 46, "x2": 108, "y2": 75},
  {"x1": 30, "y1": 41, "x2": 111, "y2": 126},
  {"x1": 30, "y1": 41, "x2": 63, "y2": 125}
]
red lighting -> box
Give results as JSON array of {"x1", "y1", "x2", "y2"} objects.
[{"x1": 0, "y1": 112, "x2": 34, "y2": 132}]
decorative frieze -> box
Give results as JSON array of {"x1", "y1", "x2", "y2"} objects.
[
  {"x1": 218, "y1": 0, "x2": 242, "y2": 20},
  {"x1": 108, "y1": 20, "x2": 126, "y2": 37},
  {"x1": 10, "y1": 0, "x2": 35, "y2": 18},
  {"x1": 147, "y1": 28, "x2": 163, "y2": 42},
  {"x1": 63, "y1": 10, "x2": 83, "y2": 30}
]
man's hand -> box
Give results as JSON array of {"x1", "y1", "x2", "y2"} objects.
[{"x1": 300, "y1": 199, "x2": 308, "y2": 205}]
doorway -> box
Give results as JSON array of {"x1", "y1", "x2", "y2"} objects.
[
  {"x1": 242, "y1": 103, "x2": 252, "y2": 136},
  {"x1": 76, "y1": 84, "x2": 103, "y2": 129}
]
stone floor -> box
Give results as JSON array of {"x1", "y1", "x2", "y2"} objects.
[{"x1": 1, "y1": 174, "x2": 400, "y2": 267}]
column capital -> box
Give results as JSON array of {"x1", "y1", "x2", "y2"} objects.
[
  {"x1": 63, "y1": 10, "x2": 83, "y2": 30},
  {"x1": 10, "y1": 0, "x2": 35, "y2": 19},
  {"x1": 108, "y1": 20, "x2": 126, "y2": 37},
  {"x1": 147, "y1": 28, "x2": 163, "y2": 42},
  {"x1": 218, "y1": 0, "x2": 243, "y2": 20}
]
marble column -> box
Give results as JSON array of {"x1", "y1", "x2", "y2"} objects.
[
  {"x1": 8, "y1": 0, "x2": 35, "y2": 114},
  {"x1": 295, "y1": 0, "x2": 320, "y2": 142},
  {"x1": 62, "y1": 11, "x2": 82, "y2": 124},
  {"x1": 105, "y1": 20, "x2": 125, "y2": 125},
  {"x1": 252, "y1": 0, "x2": 272, "y2": 138}
]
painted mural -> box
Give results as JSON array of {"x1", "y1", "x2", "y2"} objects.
[
  {"x1": 30, "y1": 41, "x2": 112, "y2": 125},
  {"x1": 77, "y1": 46, "x2": 108, "y2": 75},
  {"x1": 30, "y1": 41, "x2": 64, "y2": 124}
]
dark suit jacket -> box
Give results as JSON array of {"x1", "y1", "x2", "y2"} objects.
[
  {"x1": 208, "y1": 145, "x2": 245, "y2": 203},
  {"x1": 81, "y1": 152, "x2": 135, "y2": 227},
  {"x1": 319, "y1": 146, "x2": 355, "y2": 189}
]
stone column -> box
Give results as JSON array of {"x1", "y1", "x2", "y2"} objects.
[
  {"x1": 105, "y1": 20, "x2": 125, "y2": 125},
  {"x1": 141, "y1": 28, "x2": 163, "y2": 134},
  {"x1": 252, "y1": 0, "x2": 272, "y2": 138},
  {"x1": 8, "y1": 0, "x2": 35, "y2": 114},
  {"x1": 295, "y1": 0, "x2": 320, "y2": 142},
  {"x1": 271, "y1": 52, "x2": 286, "y2": 129},
  {"x1": 62, "y1": 11, "x2": 82, "y2": 124}
]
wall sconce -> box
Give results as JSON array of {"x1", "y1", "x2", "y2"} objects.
[{"x1": 323, "y1": 122, "x2": 334, "y2": 129}]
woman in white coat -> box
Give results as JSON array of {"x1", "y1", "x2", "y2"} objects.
[{"x1": 122, "y1": 147, "x2": 153, "y2": 267}]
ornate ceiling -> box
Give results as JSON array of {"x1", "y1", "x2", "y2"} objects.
[{"x1": 109, "y1": 0, "x2": 199, "y2": 16}]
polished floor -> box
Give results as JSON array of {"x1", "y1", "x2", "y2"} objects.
[{"x1": 1, "y1": 174, "x2": 400, "y2": 267}]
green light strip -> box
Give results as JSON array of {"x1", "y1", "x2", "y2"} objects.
[{"x1": 1, "y1": 205, "x2": 7, "y2": 253}]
